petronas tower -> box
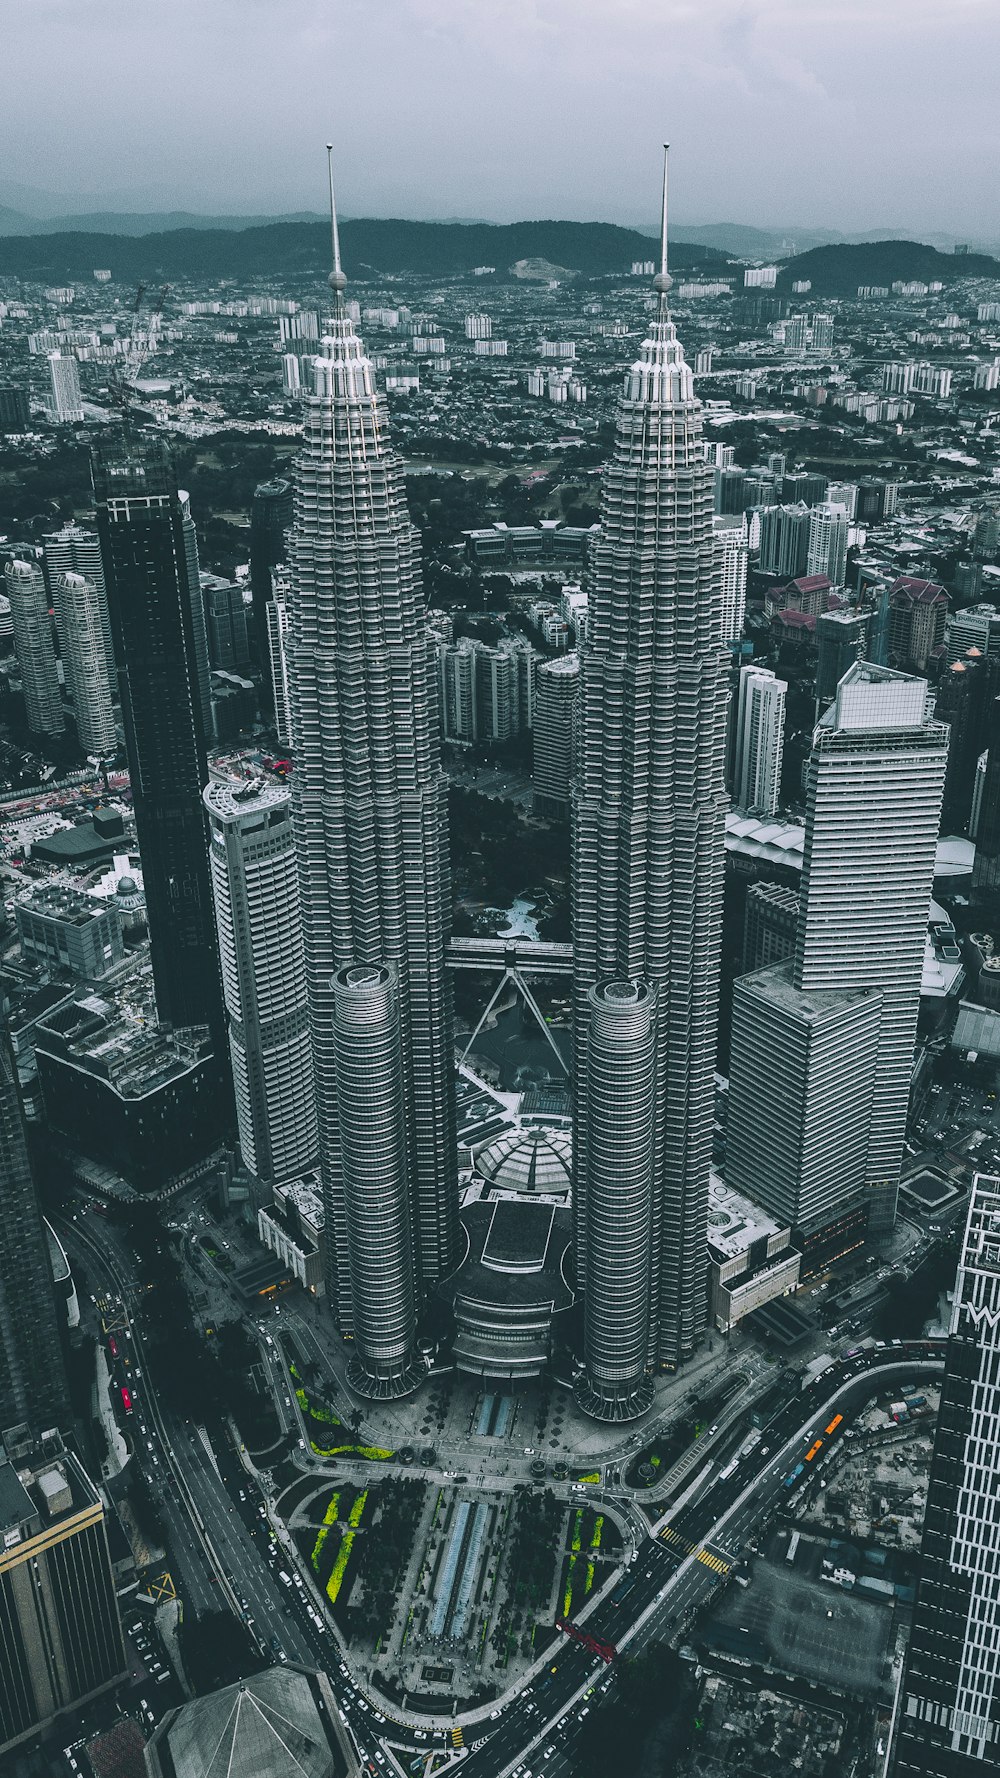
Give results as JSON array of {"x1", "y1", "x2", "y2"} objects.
[
  {"x1": 573, "y1": 150, "x2": 729, "y2": 1405},
  {"x1": 285, "y1": 156, "x2": 457, "y2": 1396}
]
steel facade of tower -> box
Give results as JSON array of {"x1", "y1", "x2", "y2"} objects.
[
  {"x1": 92, "y1": 441, "x2": 225, "y2": 1042},
  {"x1": 573, "y1": 153, "x2": 730, "y2": 1369},
  {"x1": 889, "y1": 1175, "x2": 1000, "y2": 1775},
  {"x1": 577, "y1": 979, "x2": 657, "y2": 1419},
  {"x1": 284, "y1": 194, "x2": 457, "y2": 1351}
]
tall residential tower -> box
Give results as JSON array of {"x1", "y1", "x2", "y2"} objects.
[
  {"x1": 284, "y1": 155, "x2": 457, "y2": 1395},
  {"x1": 573, "y1": 148, "x2": 730, "y2": 1391}
]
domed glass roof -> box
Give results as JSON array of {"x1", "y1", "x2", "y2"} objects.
[{"x1": 474, "y1": 1126, "x2": 572, "y2": 1197}]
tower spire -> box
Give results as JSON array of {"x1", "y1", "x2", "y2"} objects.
[
  {"x1": 326, "y1": 143, "x2": 346, "y2": 307},
  {"x1": 653, "y1": 142, "x2": 672, "y2": 317}
]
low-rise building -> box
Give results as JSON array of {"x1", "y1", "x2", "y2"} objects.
[{"x1": 707, "y1": 1175, "x2": 801, "y2": 1332}]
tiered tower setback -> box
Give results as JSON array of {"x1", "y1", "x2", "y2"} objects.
[
  {"x1": 573, "y1": 148, "x2": 730, "y2": 1371},
  {"x1": 285, "y1": 154, "x2": 457, "y2": 1358}
]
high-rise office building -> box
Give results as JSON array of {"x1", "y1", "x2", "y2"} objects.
[
  {"x1": 178, "y1": 491, "x2": 213, "y2": 739},
  {"x1": 972, "y1": 695, "x2": 1000, "y2": 892},
  {"x1": 887, "y1": 577, "x2": 949, "y2": 673},
  {"x1": 203, "y1": 576, "x2": 251, "y2": 672},
  {"x1": 0, "y1": 1428, "x2": 126, "y2": 1756},
  {"x1": 796, "y1": 664, "x2": 946, "y2": 1235},
  {"x1": 50, "y1": 573, "x2": 116, "y2": 755},
  {"x1": 47, "y1": 352, "x2": 83, "y2": 422},
  {"x1": 204, "y1": 777, "x2": 318, "y2": 1189},
  {"x1": 888, "y1": 1174, "x2": 1000, "y2": 1775},
  {"x1": 92, "y1": 440, "x2": 225, "y2": 1042},
  {"x1": 0, "y1": 1008, "x2": 69, "y2": 1432},
  {"x1": 732, "y1": 664, "x2": 786, "y2": 815},
  {"x1": 476, "y1": 644, "x2": 521, "y2": 741},
  {"x1": 0, "y1": 386, "x2": 30, "y2": 431},
  {"x1": 249, "y1": 478, "x2": 293, "y2": 676},
  {"x1": 533, "y1": 653, "x2": 579, "y2": 820},
  {"x1": 815, "y1": 607, "x2": 868, "y2": 702},
  {"x1": 806, "y1": 501, "x2": 849, "y2": 585},
  {"x1": 937, "y1": 653, "x2": 990, "y2": 831},
  {"x1": 742, "y1": 880, "x2": 800, "y2": 973},
  {"x1": 42, "y1": 522, "x2": 117, "y2": 695},
  {"x1": 284, "y1": 162, "x2": 457, "y2": 1371},
  {"x1": 438, "y1": 639, "x2": 478, "y2": 743},
  {"x1": 757, "y1": 502, "x2": 812, "y2": 579},
  {"x1": 4, "y1": 559, "x2": 65, "y2": 738},
  {"x1": 573, "y1": 151, "x2": 729, "y2": 1373},
  {"x1": 947, "y1": 603, "x2": 1000, "y2": 666},
  {"x1": 713, "y1": 519, "x2": 749, "y2": 643},
  {"x1": 266, "y1": 583, "x2": 291, "y2": 745},
  {"x1": 728, "y1": 663, "x2": 948, "y2": 1242}
]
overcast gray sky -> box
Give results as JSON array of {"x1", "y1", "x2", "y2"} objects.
[{"x1": 3, "y1": 0, "x2": 998, "y2": 236}]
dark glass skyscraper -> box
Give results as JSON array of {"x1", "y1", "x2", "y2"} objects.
[
  {"x1": 889, "y1": 1174, "x2": 1000, "y2": 1775},
  {"x1": 0, "y1": 1009, "x2": 69, "y2": 1433},
  {"x1": 92, "y1": 440, "x2": 225, "y2": 1042}
]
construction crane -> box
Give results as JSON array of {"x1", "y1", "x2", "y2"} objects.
[{"x1": 109, "y1": 281, "x2": 170, "y2": 418}]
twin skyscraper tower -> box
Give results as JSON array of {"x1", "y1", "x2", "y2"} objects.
[
  {"x1": 275, "y1": 147, "x2": 730, "y2": 1414},
  {"x1": 245, "y1": 145, "x2": 932, "y2": 1408}
]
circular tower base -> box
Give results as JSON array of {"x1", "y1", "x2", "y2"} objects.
[
  {"x1": 573, "y1": 1373, "x2": 654, "y2": 1423},
  {"x1": 347, "y1": 1353, "x2": 427, "y2": 1402}
]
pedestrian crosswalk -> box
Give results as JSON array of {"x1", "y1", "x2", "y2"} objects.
[
  {"x1": 659, "y1": 1525, "x2": 730, "y2": 1576},
  {"x1": 451, "y1": 1727, "x2": 465, "y2": 1748}
]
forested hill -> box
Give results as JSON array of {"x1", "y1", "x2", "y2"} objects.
[
  {"x1": 778, "y1": 238, "x2": 1000, "y2": 296},
  {"x1": 0, "y1": 217, "x2": 729, "y2": 284}
]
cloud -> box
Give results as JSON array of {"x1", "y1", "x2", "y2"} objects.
[{"x1": 2, "y1": 0, "x2": 998, "y2": 236}]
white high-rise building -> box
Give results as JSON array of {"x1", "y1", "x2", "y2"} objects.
[
  {"x1": 728, "y1": 663, "x2": 948, "y2": 1246},
  {"x1": 47, "y1": 352, "x2": 83, "y2": 422},
  {"x1": 533, "y1": 653, "x2": 579, "y2": 819},
  {"x1": 204, "y1": 776, "x2": 318, "y2": 1189},
  {"x1": 733, "y1": 664, "x2": 786, "y2": 815},
  {"x1": 51, "y1": 573, "x2": 116, "y2": 755},
  {"x1": 284, "y1": 164, "x2": 456, "y2": 1396},
  {"x1": 464, "y1": 314, "x2": 492, "y2": 340},
  {"x1": 713, "y1": 518, "x2": 749, "y2": 642},
  {"x1": 42, "y1": 523, "x2": 116, "y2": 696},
  {"x1": 574, "y1": 152, "x2": 730, "y2": 1388},
  {"x1": 281, "y1": 353, "x2": 301, "y2": 394},
  {"x1": 806, "y1": 501, "x2": 849, "y2": 584},
  {"x1": 266, "y1": 590, "x2": 291, "y2": 746},
  {"x1": 4, "y1": 560, "x2": 64, "y2": 738}
]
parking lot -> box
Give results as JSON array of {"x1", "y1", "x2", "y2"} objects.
[{"x1": 705, "y1": 1548, "x2": 895, "y2": 1701}]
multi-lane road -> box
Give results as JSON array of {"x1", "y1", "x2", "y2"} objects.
[{"x1": 61, "y1": 1205, "x2": 944, "y2": 1778}]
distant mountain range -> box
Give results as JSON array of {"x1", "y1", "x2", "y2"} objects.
[
  {"x1": 0, "y1": 217, "x2": 729, "y2": 283},
  {"x1": 0, "y1": 205, "x2": 324, "y2": 238},
  {"x1": 0, "y1": 213, "x2": 996, "y2": 294},
  {"x1": 777, "y1": 238, "x2": 1000, "y2": 296}
]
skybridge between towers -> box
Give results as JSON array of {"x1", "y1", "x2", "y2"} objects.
[{"x1": 446, "y1": 937, "x2": 573, "y2": 1076}]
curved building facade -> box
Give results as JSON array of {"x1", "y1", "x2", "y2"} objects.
[
  {"x1": 285, "y1": 236, "x2": 457, "y2": 1337},
  {"x1": 204, "y1": 777, "x2": 317, "y2": 1188},
  {"x1": 572, "y1": 168, "x2": 729, "y2": 1368},
  {"x1": 577, "y1": 979, "x2": 656, "y2": 1421},
  {"x1": 332, "y1": 963, "x2": 422, "y2": 1398}
]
